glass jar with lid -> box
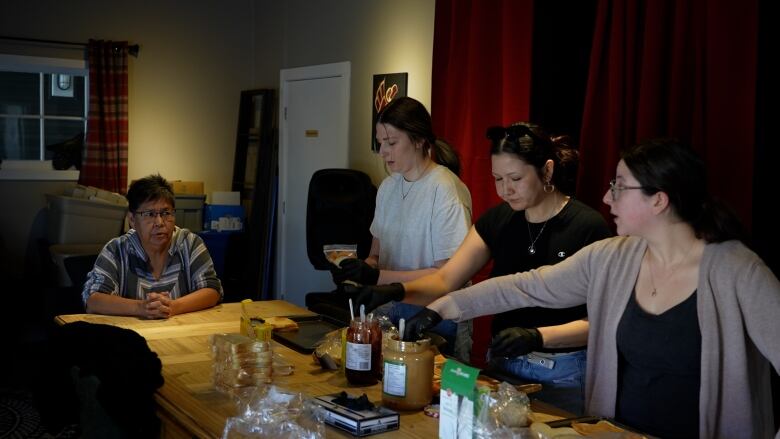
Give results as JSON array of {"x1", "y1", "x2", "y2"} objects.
[
  {"x1": 381, "y1": 336, "x2": 434, "y2": 410},
  {"x1": 345, "y1": 318, "x2": 381, "y2": 385}
]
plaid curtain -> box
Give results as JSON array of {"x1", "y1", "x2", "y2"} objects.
[{"x1": 79, "y1": 40, "x2": 129, "y2": 194}]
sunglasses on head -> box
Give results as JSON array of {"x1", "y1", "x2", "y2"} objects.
[{"x1": 485, "y1": 124, "x2": 546, "y2": 145}]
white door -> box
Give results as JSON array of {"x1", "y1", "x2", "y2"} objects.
[{"x1": 277, "y1": 62, "x2": 350, "y2": 306}]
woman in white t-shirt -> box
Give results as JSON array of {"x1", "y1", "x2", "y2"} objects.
[{"x1": 329, "y1": 96, "x2": 472, "y2": 348}]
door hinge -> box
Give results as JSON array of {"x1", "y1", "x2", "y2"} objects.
[{"x1": 284, "y1": 107, "x2": 287, "y2": 120}]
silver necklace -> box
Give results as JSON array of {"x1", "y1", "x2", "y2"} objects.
[
  {"x1": 526, "y1": 218, "x2": 549, "y2": 255},
  {"x1": 401, "y1": 178, "x2": 416, "y2": 200},
  {"x1": 646, "y1": 245, "x2": 695, "y2": 297},
  {"x1": 401, "y1": 162, "x2": 433, "y2": 200},
  {"x1": 525, "y1": 194, "x2": 562, "y2": 255}
]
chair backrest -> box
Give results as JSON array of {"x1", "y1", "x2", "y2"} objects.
[
  {"x1": 64, "y1": 254, "x2": 99, "y2": 288},
  {"x1": 306, "y1": 169, "x2": 376, "y2": 270}
]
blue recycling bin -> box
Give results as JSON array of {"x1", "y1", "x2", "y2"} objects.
[{"x1": 197, "y1": 230, "x2": 235, "y2": 278}]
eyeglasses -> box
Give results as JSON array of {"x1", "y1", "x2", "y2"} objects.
[
  {"x1": 609, "y1": 179, "x2": 650, "y2": 201},
  {"x1": 134, "y1": 209, "x2": 176, "y2": 222}
]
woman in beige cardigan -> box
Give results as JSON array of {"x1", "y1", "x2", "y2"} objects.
[{"x1": 405, "y1": 139, "x2": 780, "y2": 439}]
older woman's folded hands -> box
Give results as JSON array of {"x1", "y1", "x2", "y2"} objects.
[{"x1": 142, "y1": 292, "x2": 173, "y2": 319}]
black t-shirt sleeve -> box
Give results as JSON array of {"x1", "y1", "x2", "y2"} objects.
[{"x1": 474, "y1": 203, "x2": 514, "y2": 256}]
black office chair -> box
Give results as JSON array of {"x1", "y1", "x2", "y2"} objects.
[
  {"x1": 304, "y1": 169, "x2": 376, "y2": 324},
  {"x1": 61, "y1": 254, "x2": 99, "y2": 314}
]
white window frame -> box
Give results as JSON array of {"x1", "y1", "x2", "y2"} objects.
[{"x1": 0, "y1": 54, "x2": 87, "y2": 180}]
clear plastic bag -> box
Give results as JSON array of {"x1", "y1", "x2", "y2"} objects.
[
  {"x1": 222, "y1": 386, "x2": 325, "y2": 439},
  {"x1": 323, "y1": 244, "x2": 358, "y2": 267},
  {"x1": 313, "y1": 328, "x2": 344, "y2": 370},
  {"x1": 272, "y1": 352, "x2": 295, "y2": 376},
  {"x1": 474, "y1": 382, "x2": 533, "y2": 438},
  {"x1": 494, "y1": 381, "x2": 531, "y2": 428}
]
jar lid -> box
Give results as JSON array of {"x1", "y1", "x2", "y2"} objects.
[{"x1": 385, "y1": 336, "x2": 431, "y2": 352}]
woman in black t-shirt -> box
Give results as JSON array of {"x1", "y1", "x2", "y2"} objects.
[{"x1": 352, "y1": 123, "x2": 611, "y2": 414}]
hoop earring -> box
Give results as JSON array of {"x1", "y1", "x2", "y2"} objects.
[{"x1": 543, "y1": 182, "x2": 555, "y2": 193}]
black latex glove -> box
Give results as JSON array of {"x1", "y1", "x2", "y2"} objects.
[
  {"x1": 489, "y1": 327, "x2": 543, "y2": 358},
  {"x1": 329, "y1": 258, "x2": 380, "y2": 286},
  {"x1": 345, "y1": 283, "x2": 405, "y2": 313},
  {"x1": 403, "y1": 308, "x2": 443, "y2": 341}
]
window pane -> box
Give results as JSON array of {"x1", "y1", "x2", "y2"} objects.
[
  {"x1": 0, "y1": 117, "x2": 40, "y2": 159},
  {"x1": 0, "y1": 71, "x2": 40, "y2": 115},
  {"x1": 43, "y1": 119, "x2": 84, "y2": 161},
  {"x1": 44, "y1": 74, "x2": 86, "y2": 117}
]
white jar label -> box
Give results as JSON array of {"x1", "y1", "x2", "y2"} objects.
[
  {"x1": 345, "y1": 342, "x2": 371, "y2": 371},
  {"x1": 383, "y1": 360, "x2": 407, "y2": 396}
]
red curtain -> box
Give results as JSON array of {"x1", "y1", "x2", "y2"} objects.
[
  {"x1": 79, "y1": 40, "x2": 129, "y2": 194},
  {"x1": 431, "y1": 0, "x2": 534, "y2": 367},
  {"x1": 577, "y1": 0, "x2": 758, "y2": 228},
  {"x1": 431, "y1": 0, "x2": 534, "y2": 221}
]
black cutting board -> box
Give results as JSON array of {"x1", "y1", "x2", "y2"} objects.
[{"x1": 266, "y1": 314, "x2": 344, "y2": 354}]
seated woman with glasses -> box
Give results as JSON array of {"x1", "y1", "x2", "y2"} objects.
[
  {"x1": 82, "y1": 174, "x2": 222, "y2": 318},
  {"x1": 350, "y1": 122, "x2": 612, "y2": 414},
  {"x1": 403, "y1": 138, "x2": 780, "y2": 438}
]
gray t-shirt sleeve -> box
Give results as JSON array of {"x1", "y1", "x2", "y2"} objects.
[{"x1": 430, "y1": 183, "x2": 472, "y2": 261}]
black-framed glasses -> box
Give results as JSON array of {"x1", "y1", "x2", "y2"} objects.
[
  {"x1": 608, "y1": 179, "x2": 650, "y2": 201},
  {"x1": 134, "y1": 209, "x2": 176, "y2": 222},
  {"x1": 486, "y1": 124, "x2": 546, "y2": 146}
]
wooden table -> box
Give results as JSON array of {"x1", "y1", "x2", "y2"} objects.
[{"x1": 56, "y1": 301, "x2": 570, "y2": 438}]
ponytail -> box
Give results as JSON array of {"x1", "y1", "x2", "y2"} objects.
[
  {"x1": 550, "y1": 135, "x2": 579, "y2": 195},
  {"x1": 431, "y1": 139, "x2": 461, "y2": 176},
  {"x1": 693, "y1": 197, "x2": 745, "y2": 243}
]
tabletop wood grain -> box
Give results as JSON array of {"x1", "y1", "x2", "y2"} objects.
[{"x1": 57, "y1": 301, "x2": 569, "y2": 438}]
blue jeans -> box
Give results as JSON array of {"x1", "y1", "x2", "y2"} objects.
[
  {"x1": 492, "y1": 349, "x2": 586, "y2": 416},
  {"x1": 374, "y1": 302, "x2": 457, "y2": 353}
]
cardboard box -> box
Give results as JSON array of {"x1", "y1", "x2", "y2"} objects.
[
  {"x1": 212, "y1": 191, "x2": 241, "y2": 206},
  {"x1": 439, "y1": 360, "x2": 480, "y2": 439},
  {"x1": 171, "y1": 180, "x2": 204, "y2": 195}
]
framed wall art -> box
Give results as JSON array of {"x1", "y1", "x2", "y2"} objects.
[{"x1": 371, "y1": 72, "x2": 408, "y2": 151}]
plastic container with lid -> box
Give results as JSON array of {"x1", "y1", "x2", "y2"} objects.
[
  {"x1": 46, "y1": 193, "x2": 127, "y2": 245},
  {"x1": 381, "y1": 336, "x2": 435, "y2": 410}
]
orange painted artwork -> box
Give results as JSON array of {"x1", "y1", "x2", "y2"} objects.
[{"x1": 371, "y1": 72, "x2": 408, "y2": 152}]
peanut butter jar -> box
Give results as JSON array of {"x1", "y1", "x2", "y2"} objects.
[{"x1": 381, "y1": 336, "x2": 434, "y2": 411}]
